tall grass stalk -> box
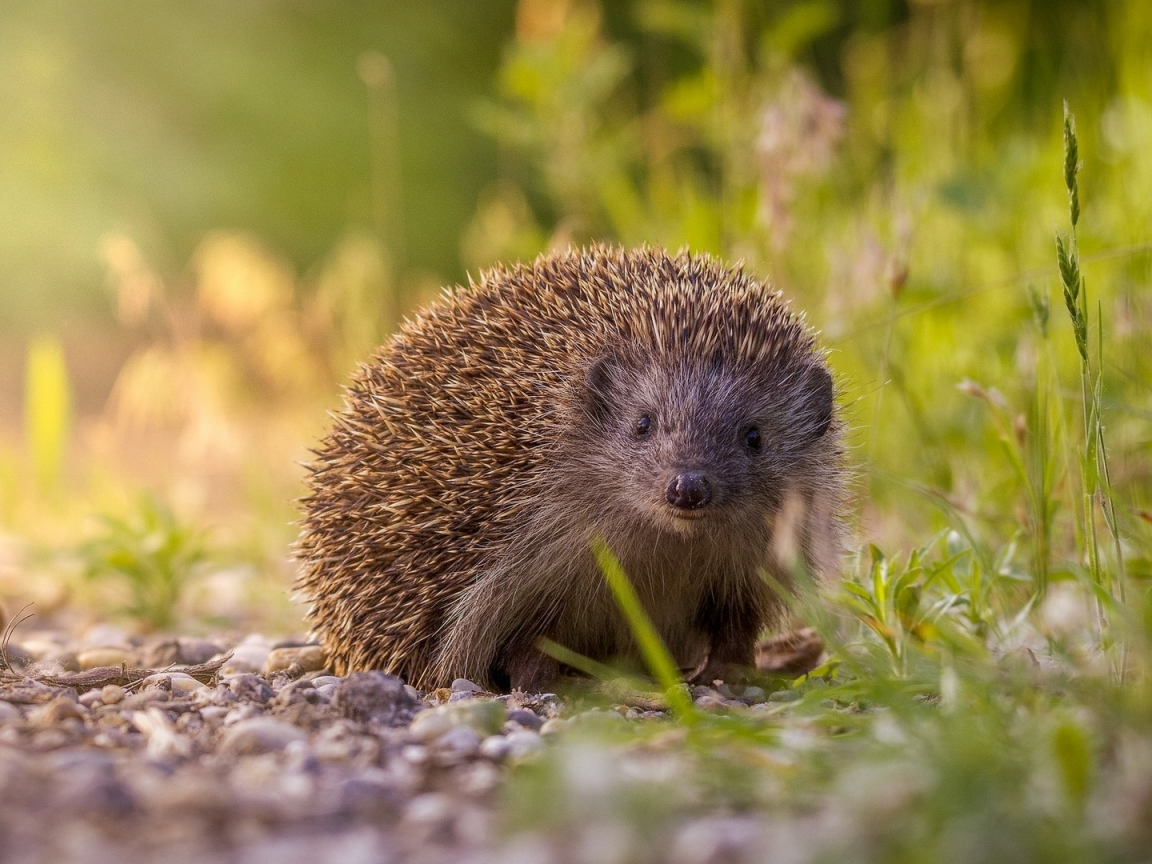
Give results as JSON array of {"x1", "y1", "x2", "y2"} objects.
[{"x1": 1057, "y1": 103, "x2": 1126, "y2": 675}]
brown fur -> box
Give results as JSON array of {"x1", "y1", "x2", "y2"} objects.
[{"x1": 296, "y1": 246, "x2": 843, "y2": 691}]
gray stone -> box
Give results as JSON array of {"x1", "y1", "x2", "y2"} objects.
[
  {"x1": 332, "y1": 671, "x2": 420, "y2": 726},
  {"x1": 228, "y1": 673, "x2": 275, "y2": 704},
  {"x1": 506, "y1": 708, "x2": 543, "y2": 731},
  {"x1": 140, "y1": 637, "x2": 224, "y2": 667},
  {"x1": 434, "y1": 724, "x2": 481, "y2": 758},
  {"x1": 767, "y1": 689, "x2": 801, "y2": 703}
]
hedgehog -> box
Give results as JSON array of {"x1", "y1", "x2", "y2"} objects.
[{"x1": 296, "y1": 245, "x2": 843, "y2": 692}]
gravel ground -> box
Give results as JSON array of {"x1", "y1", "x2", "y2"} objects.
[{"x1": 0, "y1": 628, "x2": 773, "y2": 864}]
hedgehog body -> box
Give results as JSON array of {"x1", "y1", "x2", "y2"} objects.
[{"x1": 297, "y1": 246, "x2": 843, "y2": 692}]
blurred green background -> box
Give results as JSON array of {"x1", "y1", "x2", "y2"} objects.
[{"x1": 0, "y1": 0, "x2": 1149, "y2": 632}]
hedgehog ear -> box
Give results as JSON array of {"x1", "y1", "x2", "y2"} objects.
[
  {"x1": 798, "y1": 364, "x2": 834, "y2": 441},
  {"x1": 585, "y1": 354, "x2": 620, "y2": 421}
]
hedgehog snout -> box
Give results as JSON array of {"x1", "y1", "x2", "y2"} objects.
[{"x1": 665, "y1": 471, "x2": 713, "y2": 512}]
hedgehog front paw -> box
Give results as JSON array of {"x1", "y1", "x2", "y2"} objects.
[{"x1": 504, "y1": 645, "x2": 560, "y2": 694}]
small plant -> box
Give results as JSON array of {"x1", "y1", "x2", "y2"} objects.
[
  {"x1": 1055, "y1": 103, "x2": 1127, "y2": 671},
  {"x1": 80, "y1": 496, "x2": 210, "y2": 631}
]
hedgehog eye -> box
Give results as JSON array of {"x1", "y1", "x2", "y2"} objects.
[
  {"x1": 634, "y1": 415, "x2": 652, "y2": 437},
  {"x1": 744, "y1": 426, "x2": 761, "y2": 451}
]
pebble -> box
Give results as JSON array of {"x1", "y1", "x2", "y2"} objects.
[
  {"x1": 265, "y1": 645, "x2": 328, "y2": 674},
  {"x1": 767, "y1": 689, "x2": 801, "y2": 703},
  {"x1": 479, "y1": 729, "x2": 542, "y2": 761},
  {"x1": 434, "y1": 724, "x2": 481, "y2": 759},
  {"x1": 400, "y1": 743, "x2": 430, "y2": 765},
  {"x1": 451, "y1": 678, "x2": 484, "y2": 693},
  {"x1": 77, "y1": 647, "x2": 137, "y2": 670},
  {"x1": 719, "y1": 684, "x2": 766, "y2": 703},
  {"x1": 479, "y1": 734, "x2": 512, "y2": 760},
  {"x1": 409, "y1": 710, "x2": 455, "y2": 743},
  {"x1": 228, "y1": 674, "x2": 274, "y2": 704},
  {"x1": 219, "y1": 717, "x2": 308, "y2": 757},
  {"x1": 458, "y1": 760, "x2": 501, "y2": 796},
  {"x1": 332, "y1": 672, "x2": 421, "y2": 726},
  {"x1": 28, "y1": 697, "x2": 85, "y2": 726},
  {"x1": 140, "y1": 637, "x2": 223, "y2": 667},
  {"x1": 0, "y1": 625, "x2": 607, "y2": 863},
  {"x1": 446, "y1": 700, "x2": 507, "y2": 736},
  {"x1": 695, "y1": 695, "x2": 732, "y2": 711},
  {"x1": 505, "y1": 730, "x2": 543, "y2": 759},
  {"x1": 140, "y1": 672, "x2": 207, "y2": 694},
  {"x1": 223, "y1": 635, "x2": 273, "y2": 674},
  {"x1": 506, "y1": 708, "x2": 544, "y2": 731},
  {"x1": 402, "y1": 792, "x2": 461, "y2": 843}
]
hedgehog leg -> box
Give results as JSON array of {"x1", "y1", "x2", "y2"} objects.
[
  {"x1": 503, "y1": 643, "x2": 560, "y2": 694},
  {"x1": 688, "y1": 589, "x2": 766, "y2": 687}
]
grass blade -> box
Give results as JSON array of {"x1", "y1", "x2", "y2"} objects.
[{"x1": 592, "y1": 538, "x2": 698, "y2": 723}]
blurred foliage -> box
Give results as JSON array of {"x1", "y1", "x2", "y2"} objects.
[
  {"x1": 23, "y1": 336, "x2": 71, "y2": 495},
  {"x1": 0, "y1": 0, "x2": 516, "y2": 332}
]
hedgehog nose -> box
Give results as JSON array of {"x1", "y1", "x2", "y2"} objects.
[{"x1": 666, "y1": 472, "x2": 712, "y2": 510}]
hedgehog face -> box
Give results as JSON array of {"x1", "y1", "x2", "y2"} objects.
[{"x1": 581, "y1": 351, "x2": 834, "y2": 536}]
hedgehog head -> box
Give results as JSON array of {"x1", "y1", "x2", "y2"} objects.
[{"x1": 573, "y1": 340, "x2": 834, "y2": 540}]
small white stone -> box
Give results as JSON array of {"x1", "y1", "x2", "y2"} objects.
[
  {"x1": 408, "y1": 709, "x2": 455, "y2": 742},
  {"x1": 140, "y1": 672, "x2": 205, "y2": 694},
  {"x1": 479, "y1": 735, "x2": 512, "y2": 760},
  {"x1": 434, "y1": 724, "x2": 481, "y2": 757},
  {"x1": 505, "y1": 730, "x2": 543, "y2": 759},
  {"x1": 400, "y1": 743, "x2": 429, "y2": 765},
  {"x1": 451, "y1": 677, "x2": 483, "y2": 693}
]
